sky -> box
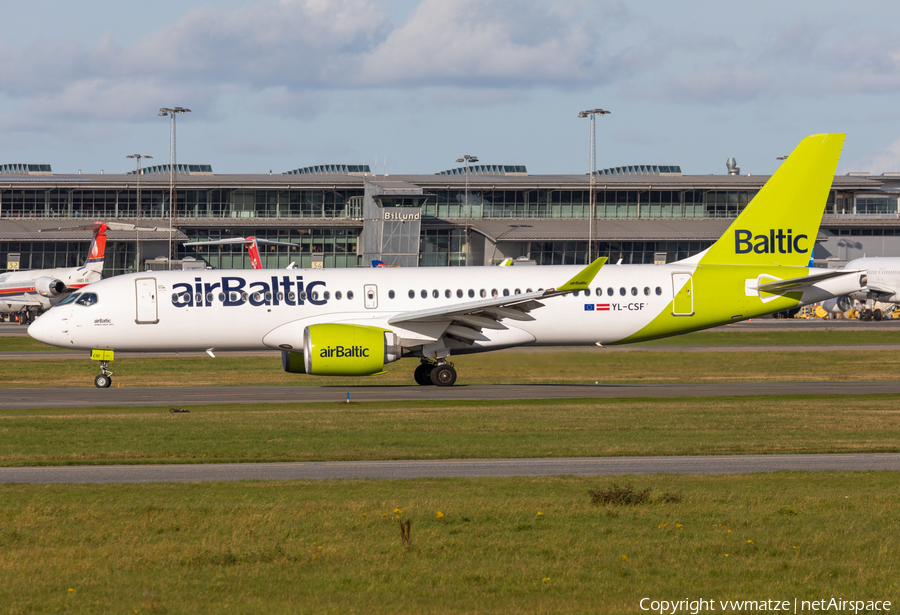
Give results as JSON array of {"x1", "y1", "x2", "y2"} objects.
[{"x1": 2, "y1": 0, "x2": 900, "y2": 177}]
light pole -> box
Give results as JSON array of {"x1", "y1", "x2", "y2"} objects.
[
  {"x1": 158, "y1": 107, "x2": 191, "y2": 269},
  {"x1": 456, "y1": 155, "x2": 478, "y2": 266},
  {"x1": 126, "y1": 154, "x2": 152, "y2": 272},
  {"x1": 578, "y1": 108, "x2": 610, "y2": 262}
]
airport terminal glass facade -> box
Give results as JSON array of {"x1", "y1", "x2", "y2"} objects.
[
  {"x1": 422, "y1": 189, "x2": 759, "y2": 219},
  {"x1": 182, "y1": 228, "x2": 361, "y2": 270},
  {"x1": 0, "y1": 188, "x2": 365, "y2": 219}
]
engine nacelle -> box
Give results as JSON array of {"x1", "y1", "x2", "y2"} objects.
[
  {"x1": 820, "y1": 295, "x2": 854, "y2": 314},
  {"x1": 281, "y1": 324, "x2": 401, "y2": 376},
  {"x1": 34, "y1": 276, "x2": 66, "y2": 297}
]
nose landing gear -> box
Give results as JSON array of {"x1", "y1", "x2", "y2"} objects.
[{"x1": 94, "y1": 350, "x2": 112, "y2": 389}]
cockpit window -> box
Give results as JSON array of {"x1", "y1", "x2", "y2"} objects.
[
  {"x1": 55, "y1": 293, "x2": 81, "y2": 307},
  {"x1": 75, "y1": 293, "x2": 98, "y2": 306}
]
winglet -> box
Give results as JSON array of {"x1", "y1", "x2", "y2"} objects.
[{"x1": 557, "y1": 257, "x2": 608, "y2": 292}]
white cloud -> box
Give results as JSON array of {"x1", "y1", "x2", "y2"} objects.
[{"x1": 848, "y1": 136, "x2": 900, "y2": 174}]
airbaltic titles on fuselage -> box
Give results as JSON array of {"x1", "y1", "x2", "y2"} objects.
[{"x1": 171, "y1": 275, "x2": 327, "y2": 308}]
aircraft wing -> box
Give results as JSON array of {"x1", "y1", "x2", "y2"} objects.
[
  {"x1": 387, "y1": 258, "x2": 607, "y2": 339},
  {"x1": 183, "y1": 238, "x2": 297, "y2": 247},
  {"x1": 757, "y1": 269, "x2": 865, "y2": 294}
]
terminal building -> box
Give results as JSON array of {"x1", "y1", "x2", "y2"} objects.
[{"x1": 2, "y1": 159, "x2": 900, "y2": 277}]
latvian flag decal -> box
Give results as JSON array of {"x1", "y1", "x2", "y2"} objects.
[{"x1": 585, "y1": 304, "x2": 611, "y2": 311}]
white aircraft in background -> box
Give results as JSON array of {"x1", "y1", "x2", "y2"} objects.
[
  {"x1": 30, "y1": 133, "x2": 866, "y2": 388},
  {"x1": 1, "y1": 222, "x2": 121, "y2": 324},
  {"x1": 819, "y1": 256, "x2": 900, "y2": 320},
  {"x1": 183, "y1": 236, "x2": 300, "y2": 270}
]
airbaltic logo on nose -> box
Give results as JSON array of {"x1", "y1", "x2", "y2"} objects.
[
  {"x1": 735, "y1": 229, "x2": 808, "y2": 255},
  {"x1": 319, "y1": 345, "x2": 370, "y2": 358}
]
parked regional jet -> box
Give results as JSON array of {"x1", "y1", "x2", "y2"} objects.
[
  {"x1": 183, "y1": 236, "x2": 299, "y2": 270},
  {"x1": 1, "y1": 222, "x2": 136, "y2": 323},
  {"x1": 29, "y1": 134, "x2": 866, "y2": 388}
]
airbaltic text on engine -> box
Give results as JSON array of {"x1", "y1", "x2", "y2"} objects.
[
  {"x1": 734, "y1": 229, "x2": 808, "y2": 254},
  {"x1": 170, "y1": 276, "x2": 326, "y2": 307},
  {"x1": 319, "y1": 345, "x2": 370, "y2": 358}
]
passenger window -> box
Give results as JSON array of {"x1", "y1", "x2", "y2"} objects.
[
  {"x1": 310, "y1": 291, "x2": 318, "y2": 301},
  {"x1": 573, "y1": 290, "x2": 579, "y2": 297},
  {"x1": 335, "y1": 291, "x2": 342, "y2": 300},
  {"x1": 503, "y1": 289, "x2": 510, "y2": 296},
  {"x1": 195, "y1": 293, "x2": 202, "y2": 304},
  {"x1": 491, "y1": 289, "x2": 498, "y2": 298},
  {"x1": 607, "y1": 288, "x2": 614, "y2": 296},
  {"x1": 388, "y1": 290, "x2": 395, "y2": 299},
  {"x1": 480, "y1": 289, "x2": 487, "y2": 298},
  {"x1": 265, "y1": 292, "x2": 272, "y2": 302},
  {"x1": 323, "y1": 291, "x2": 330, "y2": 300},
  {"x1": 445, "y1": 289, "x2": 451, "y2": 298},
  {"x1": 421, "y1": 289, "x2": 427, "y2": 299},
  {"x1": 457, "y1": 289, "x2": 463, "y2": 298},
  {"x1": 655, "y1": 287, "x2": 662, "y2": 296},
  {"x1": 643, "y1": 287, "x2": 650, "y2": 296},
  {"x1": 631, "y1": 287, "x2": 637, "y2": 296},
  {"x1": 433, "y1": 289, "x2": 439, "y2": 298},
  {"x1": 619, "y1": 288, "x2": 626, "y2": 296},
  {"x1": 241, "y1": 292, "x2": 249, "y2": 302},
  {"x1": 299, "y1": 291, "x2": 307, "y2": 301},
  {"x1": 276, "y1": 292, "x2": 284, "y2": 301},
  {"x1": 468, "y1": 289, "x2": 475, "y2": 298},
  {"x1": 347, "y1": 290, "x2": 354, "y2": 300},
  {"x1": 287, "y1": 291, "x2": 296, "y2": 302},
  {"x1": 515, "y1": 288, "x2": 521, "y2": 295},
  {"x1": 218, "y1": 292, "x2": 226, "y2": 302},
  {"x1": 409, "y1": 290, "x2": 415, "y2": 299}
]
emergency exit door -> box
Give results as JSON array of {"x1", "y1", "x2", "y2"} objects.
[{"x1": 672, "y1": 273, "x2": 694, "y2": 316}]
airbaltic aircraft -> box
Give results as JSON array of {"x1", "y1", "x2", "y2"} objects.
[{"x1": 29, "y1": 133, "x2": 866, "y2": 388}]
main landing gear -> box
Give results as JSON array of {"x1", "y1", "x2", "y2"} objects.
[
  {"x1": 414, "y1": 359, "x2": 457, "y2": 387},
  {"x1": 94, "y1": 361, "x2": 113, "y2": 388}
]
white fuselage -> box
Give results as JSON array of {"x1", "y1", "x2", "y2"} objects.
[
  {"x1": 29, "y1": 265, "x2": 688, "y2": 353},
  {"x1": 845, "y1": 257, "x2": 900, "y2": 303}
]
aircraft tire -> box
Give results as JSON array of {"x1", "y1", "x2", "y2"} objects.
[
  {"x1": 94, "y1": 374, "x2": 112, "y2": 389},
  {"x1": 414, "y1": 364, "x2": 434, "y2": 386},
  {"x1": 875, "y1": 309, "x2": 884, "y2": 321},
  {"x1": 430, "y1": 364, "x2": 457, "y2": 387}
]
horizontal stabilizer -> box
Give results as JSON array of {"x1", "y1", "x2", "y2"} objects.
[{"x1": 757, "y1": 269, "x2": 864, "y2": 294}]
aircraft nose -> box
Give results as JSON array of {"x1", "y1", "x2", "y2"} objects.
[{"x1": 28, "y1": 313, "x2": 64, "y2": 346}]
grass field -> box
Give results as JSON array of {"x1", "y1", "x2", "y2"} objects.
[
  {"x1": 0, "y1": 473, "x2": 897, "y2": 614},
  {"x1": 3, "y1": 346, "x2": 900, "y2": 388},
  {"x1": 2, "y1": 395, "x2": 900, "y2": 466},
  {"x1": 7, "y1": 327, "x2": 900, "y2": 353},
  {"x1": 3, "y1": 330, "x2": 899, "y2": 611}
]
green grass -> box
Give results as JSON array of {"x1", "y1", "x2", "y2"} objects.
[
  {"x1": 5, "y1": 328, "x2": 900, "y2": 355},
  {"x1": 3, "y1": 395, "x2": 900, "y2": 466},
  {"x1": 0, "y1": 336, "x2": 68, "y2": 351},
  {"x1": 0, "y1": 473, "x2": 896, "y2": 614},
  {"x1": 3, "y1": 346, "x2": 900, "y2": 388}
]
